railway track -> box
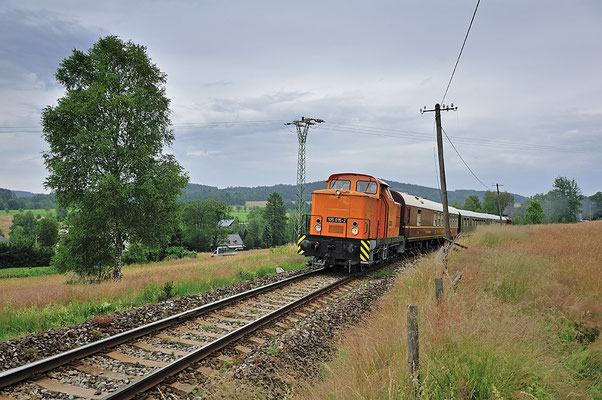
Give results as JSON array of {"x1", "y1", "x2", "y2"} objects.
[{"x1": 0, "y1": 268, "x2": 366, "y2": 400}]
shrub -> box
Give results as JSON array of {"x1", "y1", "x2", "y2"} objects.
[
  {"x1": 0, "y1": 243, "x2": 54, "y2": 268},
  {"x1": 123, "y1": 242, "x2": 149, "y2": 264},
  {"x1": 158, "y1": 280, "x2": 174, "y2": 301},
  {"x1": 165, "y1": 246, "x2": 196, "y2": 259}
]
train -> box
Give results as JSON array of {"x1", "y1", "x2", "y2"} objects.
[{"x1": 296, "y1": 173, "x2": 511, "y2": 270}]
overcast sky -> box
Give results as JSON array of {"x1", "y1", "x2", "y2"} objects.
[{"x1": 1, "y1": 0, "x2": 601, "y2": 197}]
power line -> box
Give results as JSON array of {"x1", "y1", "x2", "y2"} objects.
[
  {"x1": 441, "y1": 0, "x2": 481, "y2": 104},
  {"x1": 442, "y1": 126, "x2": 489, "y2": 190},
  {"x1": 434, "y1": 0, "x2": 483, "y2": 193},
  {"x1": 320, "y1": 123, "x2": 592, "y2": 154},
  {"x1": 1, "y1": 119, "x2": 597, "y2": 154}
]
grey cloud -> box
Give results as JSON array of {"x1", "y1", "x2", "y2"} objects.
[
  {"x1": 2, "y1": 1, "x2": 602, "y2": 196},
  {"x1": 0, "y1": 8, "x2": 103, "y2": 89}
]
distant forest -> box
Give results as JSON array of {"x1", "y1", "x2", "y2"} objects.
[
  {"x1": 180, "y1": 180, "x2": 530, "y2": 207},
  {"x1": 0, "y1": 188, "x2": 56, "y2": 210},
  {"x1": 2, "y1": 180, "x2": 530, "y2": 210}
]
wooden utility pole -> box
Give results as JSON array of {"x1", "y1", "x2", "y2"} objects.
[
  {"x1": 494, "y1": 183, "x2": 503, "y2": 224},
  {"x1": 421, "y1": 103, "x2": 457, "y2": 240}
]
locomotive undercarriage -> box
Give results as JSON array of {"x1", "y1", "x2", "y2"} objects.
[{"x1": 297, "y1": 234, "x2": 407, "y2": 272}]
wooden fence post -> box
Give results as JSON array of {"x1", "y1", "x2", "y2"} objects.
[
  {"x1": 407, "y1": 304, "x2": 420, "y2": 387},
  {"x1": 435, "y1": 278, "x2": 443, "y2": 303}
]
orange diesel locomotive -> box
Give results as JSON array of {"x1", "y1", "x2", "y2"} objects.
[{"x1": 296, "y1": 173, "x2": 460, "y2": 269}]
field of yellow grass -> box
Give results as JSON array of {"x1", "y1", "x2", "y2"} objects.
[
  {"x1": 300, "y1": 222, "x2": 601, "y2": 399},
  {"x1": 0, "y1": 215, "x2": 12, "y2": 238},
  {"x1": 0, "y1": 245, "x2": 304, "y2": 341}
]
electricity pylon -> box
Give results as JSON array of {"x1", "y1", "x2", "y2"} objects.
[{"x1": 286, "y1": 117, "x2": 324, "y2": 237}]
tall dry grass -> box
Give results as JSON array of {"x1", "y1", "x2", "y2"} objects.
[
  {"x1": 0, "y1": 245, "x2": 304, "y2": 341},
  {"x1": 298, "y1": 222, "x2": 602, "y2": 399}
]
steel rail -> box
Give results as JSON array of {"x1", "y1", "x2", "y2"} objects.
[
  {"x1": 103, "y1": 272, "x2": 356, "y2": 400},
  {"x1": 0, "y1": 268, "x2": 325, "y2": 390}
]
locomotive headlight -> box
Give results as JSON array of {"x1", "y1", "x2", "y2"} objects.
[
  {"x1": 350, "y1": 227, "x2": 359, "y2": 236},
  {"x1": 314, "y1": 224, "x2": 322, "y2": 232}
]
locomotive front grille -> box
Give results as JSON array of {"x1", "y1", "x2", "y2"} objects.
[{"x1": 328, "y1": 225, "x2": 344, "y2": 234}]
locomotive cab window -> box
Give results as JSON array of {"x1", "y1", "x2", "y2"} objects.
[
  {"x1": 356, "y1": 180, "x2": 377, "y2": 194},
  {"x1": 330, "y1": 179, "x2": 350, "y2": 190}
]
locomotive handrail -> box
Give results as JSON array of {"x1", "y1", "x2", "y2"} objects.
[{"x1": 302, "y1": 214, "x2": 323, "y2": 236}]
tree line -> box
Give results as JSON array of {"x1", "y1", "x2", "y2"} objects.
[
  {"x1": 172, "y1": 192, "x2": 290, "y2": 253},
  {"x1": 448, "y1": 176, "x2": 600, "y2": 225},
  {"x1": 0, "y1": 211, "x2": 58, "y2": 268},
  {"x1": 452, "y1": 190, "x2": 515, "y2": 215},
  {"x1": 0, "y1": 189, "x2": 56, "y2": 211},
  {"x1": 503, "y1": 177, "x2": 598, "y2": 225}
]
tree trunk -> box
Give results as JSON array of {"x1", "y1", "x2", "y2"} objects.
[{"x1": 114, "y1": 238, "x2": 123, "y2": 279}]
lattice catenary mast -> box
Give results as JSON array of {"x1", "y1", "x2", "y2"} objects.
[{"x1": 286, "y1": 117, "x2": 324, "y2": 237}]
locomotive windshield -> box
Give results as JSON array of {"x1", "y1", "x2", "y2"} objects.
[
  {"x1": 356, "y1": 180, "x2": 377, "y2": 194},
  {"x1": 330, "y1": 179, "x2": 350, "y2": 190}
]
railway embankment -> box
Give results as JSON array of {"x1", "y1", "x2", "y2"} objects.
[
  {"x1": 299, "y1": 222, "x2": 602, "y2": 399},
  {"x1": 0, "y1": 246, "x2": 305, "y2": 363}
]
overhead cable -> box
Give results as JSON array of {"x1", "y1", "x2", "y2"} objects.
[{"x1": 441, "y1": 0, "x2": 481, "y2": 104}]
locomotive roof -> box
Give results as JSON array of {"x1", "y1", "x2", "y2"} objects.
[
  {"x1": 398, "y1": 192, "x2": 459, "y2": 215},
  {"x1": 326, "y1": 173, "x2": 389, "y2": 186}
]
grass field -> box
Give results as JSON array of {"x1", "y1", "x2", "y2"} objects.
[
  {"x1": 1, "y1": 209, "x2": 56, "y2": 217},
  {"x1": 0, "y1": 266, "x2": 58, "y2": 279},
  {"x1": 0, "y1": 245, "x2": 305, "y2": 342},
  {"x1": 299, "y1": 222, "x2": 602, "y2": 399},
  {"x1": 245, "y1": 201, "x2": 267, "y2": 208},
  {"x1": 231, "y1": 210, "x2": 250, "y2": 222}
]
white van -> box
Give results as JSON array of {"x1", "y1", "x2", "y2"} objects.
[{"x1": 211, "y1": 246, "x2": 237, "y2": 257}]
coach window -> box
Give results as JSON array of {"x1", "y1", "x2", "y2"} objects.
[
  {"x1": 417, "y1": 209, "x2": 422, "y2": 226},
  {"x1": 356, "y1": 180, "x2": 377, "y2": 194},
  {"x1": 330, "y1": 180, "x2": 350, "y2": 190}
]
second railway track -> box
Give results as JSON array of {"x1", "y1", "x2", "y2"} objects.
[{"x1": 0, "y1": 268, "x2": 367, "y2": 400}]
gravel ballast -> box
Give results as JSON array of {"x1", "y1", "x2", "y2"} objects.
[
  {"x1": 195, "y1": 259, "x2": 417, "y2": 399},
  {"x1": 0, "y1": 267, "x2": 313, "y2": 372}
]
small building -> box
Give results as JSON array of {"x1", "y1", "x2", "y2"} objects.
[
  {"x1": 0, "y1": 235, "x2": 8, "y2": 243},
  {"x1": 221, "y1": 234, "x2": 245, "y2": 251}
]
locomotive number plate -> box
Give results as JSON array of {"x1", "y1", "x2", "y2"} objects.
[{"x1": 327, "y1": 217, "x2": 347, "y2": 223}]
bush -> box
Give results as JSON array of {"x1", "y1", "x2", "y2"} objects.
[
  {"x1": 0, "y1": 243, "x2": 54, "y2": 268},
  {"x1": 122, "y1": 242, "x2": 149, "y2": 264},
  {"x1": 165, "y1": 246, "x2": 196, "y2": 259},
  {"x1": 123, "y1": 244, "x2": 196, "y2": 264},
  {"x1": 52, "y1": 215, "x2": 114, "y2": 281}
]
